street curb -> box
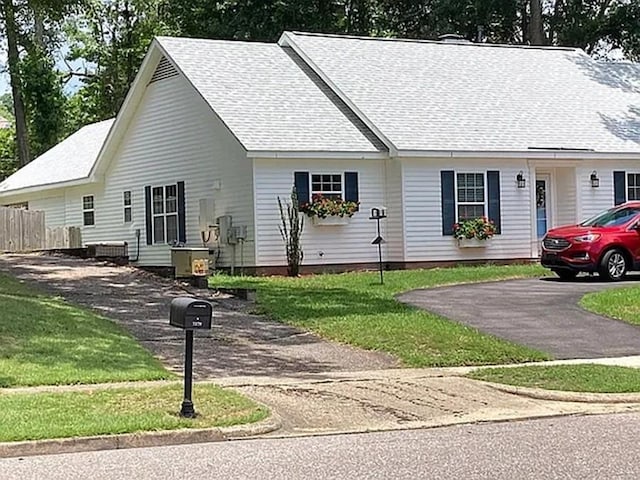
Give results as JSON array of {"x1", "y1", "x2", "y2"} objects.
[
  {"x1": 481, "y1": 381, "x2": 640, "y2": 404},
  {"x1": 0, "y1": 413, "x2": 282, "y2": 459}
]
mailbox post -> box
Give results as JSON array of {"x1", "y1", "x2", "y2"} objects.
[{"x1": 170, "y1": 297, "x2": 213, "y2": 418}]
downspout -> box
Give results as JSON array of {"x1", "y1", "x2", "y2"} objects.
[{"x1": 130, "y1": 228, "x2": 141, "y2": 262}]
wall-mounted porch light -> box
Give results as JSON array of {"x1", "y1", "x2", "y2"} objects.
[
  {"x1": 590, "y1": 171, "x2": 600, "y2": 188},
  {"x1": 516, "y1": 171, "x2": 526, "y2": 189}
]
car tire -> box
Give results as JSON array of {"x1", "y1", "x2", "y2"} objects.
[
  {"x1": 552, "y1": 269, "x2": 578, "y2": 281},
  {"x1": 599, "y1": 249, "x2": 627, "y2": 281}
]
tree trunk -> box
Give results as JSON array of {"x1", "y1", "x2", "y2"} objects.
[
  {"x1": 529, "y1": 0, "x2": 545, "y2": 45},
  {"x1": 2, "y1": 0, "x2": 31, "y2": 166}
]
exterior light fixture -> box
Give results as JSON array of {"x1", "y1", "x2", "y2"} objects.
[
  {"x1": 590, "y1": 171, "x2": 600, "y2": 188},
  {"x1": 516, "y1": 171, "x2": 526, "y2": 189}
]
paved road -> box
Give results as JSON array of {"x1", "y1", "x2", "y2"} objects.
[
  {"x1": 398, "y1": 276, "x2": 640, "y2": 359},
  {"x1": 4, "y1": 413, "x2": 640, "y2": 479},
  {"x1": 0, "y1": 254, "x2": 397, "y2": 378}
]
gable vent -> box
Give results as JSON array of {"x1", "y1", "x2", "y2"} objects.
[{"x1": 149, "y1": 57, "x2": 179, "y2": 84}]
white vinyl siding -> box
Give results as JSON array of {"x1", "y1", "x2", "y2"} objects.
[
  {"x1": 384, "y1": 159, "x2": 404, "y2": 262},
  {"x1": 82, "y1": 69, "x2": 253, "y2": 267},
  {"x1": 27, "y1": 195, "x2": 66, "y2": 228},
  {"x1": 554, "y1": 167, "x2": 577, "y2": 226},
  {"x1": 254, "y1": 158, "x2": 386, "y2": 266},
  {"x1": 403, "y1": 158, "x2": 532, "y2": 262}
]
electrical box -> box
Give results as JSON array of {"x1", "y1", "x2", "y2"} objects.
[
  {"x1": 169, "y1": 297, "x2": 212, "y2": 330},
  {"x1": 171, "y1": 247, "x2": 210, "y2": 278},
  {"x1": 198, "y1": 199, "x2": 216, "y2": 232},
  {"x1": 217, "y1": 215, "x2": 233, "y2": 245},
  {"x1": 233, "y1": 225, "x2": 248, "y2": 241}
]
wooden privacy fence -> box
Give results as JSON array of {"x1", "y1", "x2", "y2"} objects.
[
  {"x1": 0, "y1": 207, "x2": 46, "y2": 252},
  {"x1": 0, "y1": 207, "x2": 83, "y2": 252},
  {"x1": 46, "y1": 226, "x2": 83, "y2": 250}
]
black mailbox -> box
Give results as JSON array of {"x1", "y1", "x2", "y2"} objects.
[{"x1": 170, "y1": 297, "x2": 212, "y2": 330}]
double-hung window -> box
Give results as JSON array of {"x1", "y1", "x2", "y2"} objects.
[
  {"x1": 456, "y1": 173, "x2": 485, "y2": 221},
  {"x1": 627, "y1": 174, "x2": 640, "y2": 201},
  {"x1": 311, "y1": 173, "x2": 342, "y2": 199},
  {"x1": 123, "y1": 191, "x2": 132, "y2": 223},
  {"x1": 82, "y1": 195, "x2": 95, "y2": 226},
  {"x1": 152, "y1": 184, "x2": 178, "y2": 244}
]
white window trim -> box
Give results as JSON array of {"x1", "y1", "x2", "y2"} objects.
[
  {"x1": 151, "y1": 184, "x2": 179, "y2": 245},
  {"x1": 454, "y1": 171, "x2": 487, "y2": 222},
  {"x1": 82, "y1": 195, "x2": 95, "y2": 227},
  {"x1": 123, "y1": 191, "x2": 132, "y2": 223},
  {"x1": 627, "y1": 173, "x2": 640, "y2": 202},
  {"x1": 311, "y1": 172, "x2": 344, "y2": 199}
]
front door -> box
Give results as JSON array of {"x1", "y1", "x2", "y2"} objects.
[{"x1": 536, "y1": 175, "x2": 551, "y2": 239}]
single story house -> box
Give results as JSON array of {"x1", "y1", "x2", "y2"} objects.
[{"x1": 1, "y1": 32, "x2": 639, "y2": 273}]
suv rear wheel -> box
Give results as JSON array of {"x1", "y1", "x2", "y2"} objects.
[
  {"x1": 599, "y1": 249, "x2": 627, "y2": 281},
  {"x1": 552, "y1": 269, "x2": 577, "y2": 281}
]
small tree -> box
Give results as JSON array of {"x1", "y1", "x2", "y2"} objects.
[{"x1": 278, "y1": 188, "x2": 304, "y2": 276}]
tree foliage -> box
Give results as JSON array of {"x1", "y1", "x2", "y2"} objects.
[
  {"x1": 0, "y1": 0, "x2": 638, "y2": 169},
  {"x1": 64, "y1": 0, "x2": 176, "y2": 131}
]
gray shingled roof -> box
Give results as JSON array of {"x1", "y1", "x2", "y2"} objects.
[
  {"x1": 283, "y1": 32, "x2": 640, "y2": 153},
  {"x1": 155, "y1": 36, "x2": 382, "y2": 153},
  {"x1": 0, "y1": 119, "x2": 114, "y2": 194}
]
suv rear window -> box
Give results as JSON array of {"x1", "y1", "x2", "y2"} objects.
[{"x1": 581, "y1": 206, "x2": 640, "y2": 228}]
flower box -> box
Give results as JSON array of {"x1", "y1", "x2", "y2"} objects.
[
  {"x1": 457, "y1": 238, "x2": 490, "y2": 248},
  {"x1": 312, "y1": 216, "x2": 350, "y2": 226}
]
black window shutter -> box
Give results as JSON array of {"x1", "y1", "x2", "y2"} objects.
[
  {"x1": 441, "y1": 170, "x2": 455, "y2": 235},
  {"x1": 614, "y1": 171, "x2": 626, "y2": 205},
  {"x1": 344, "y1": 172, "x2": 359, "y2": 210},
  {"x1": 294, "y1": 171, "x2": 310, "y2": 204},
  {"x1": 144, "y1": 186, "x2": 152, "y2": 245},
  {"x1": 487, "y1": 171, "x2": 501, "y2": 234},
  {"x1": 177, "y1": 181, "x2": 186, "y2": 243}
]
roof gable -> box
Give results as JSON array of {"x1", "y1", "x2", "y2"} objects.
[{"x1": 154, "y1": 36, "x2": 382, "y2": 154}]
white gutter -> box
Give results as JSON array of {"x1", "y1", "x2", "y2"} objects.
[
  {"x1": 0, "y1": 177, "x2": 96, "y2": 199},
  {"x1": 246, "y1": 150, "x2": 388, "y2": 160},
  {"x1": 396, "y1": 149, "x2": 640, "y2": 160}
]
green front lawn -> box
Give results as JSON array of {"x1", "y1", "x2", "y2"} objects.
[
  {"x1": 580, "y1": 286, "x2": 640, "y2": 326},
  {"x1": 468, "y1": 364, "x2": 640, "y2": 393},
  {"x1": 0, "y1": 274, "x2": 171, "y2": 387},
  {"x1": 0, "y1": 384, "x2": 268, "y2": 442},
  {"x1": 211, "y1": 264, "x2": 551, "y2": 367}
]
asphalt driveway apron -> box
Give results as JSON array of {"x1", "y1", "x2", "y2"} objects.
[{"x1": 397, "y1": 276, "x2": 640, "y2": 359}]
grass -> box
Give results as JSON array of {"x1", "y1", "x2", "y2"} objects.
[
  {"x1": 211, "y1": 264, "x2": 552, "y2": 367},
  {"x1": 467, "y1": 364, "x2": 640, "y2": 393},
  {"x1": 580, "y1": 286, "x2": 640, "y2": 326},
  {"x1": 0, "y1": 384, "x2": 268, "y2": 442},
  {"x1": 0, "y1": 273, "x2": 172, "y2": 387}
]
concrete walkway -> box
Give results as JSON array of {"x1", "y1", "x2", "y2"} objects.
[
  {"x1": 0, "y1": 254, "x2": 397, "y2": 379},
  {"x1": 398, "y1": 276, "x2": 640, "y2": 359}
]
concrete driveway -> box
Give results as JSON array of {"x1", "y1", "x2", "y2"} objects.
[{"x1": 398, "y1": 275, "x2": 640, "y2": 359}]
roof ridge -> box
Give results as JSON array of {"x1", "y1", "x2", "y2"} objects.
[
  {"x1": 288, "y1": 31, "x2": 581, "y2": 52},
  {"x1": 155, "y1": 35, "x2": 275, "y2": 47}
]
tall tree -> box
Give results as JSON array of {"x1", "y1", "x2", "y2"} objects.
[
  {"x1": 1, "y1": 0, "x2": 31, "y2": 166},
  {"x1": 529, "y1": 0, "x2": 544, "y2": 44}
]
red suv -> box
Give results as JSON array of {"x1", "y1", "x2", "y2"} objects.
[{"x1": 541, "y1": 202, "x2": 640, "y2": 281}]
